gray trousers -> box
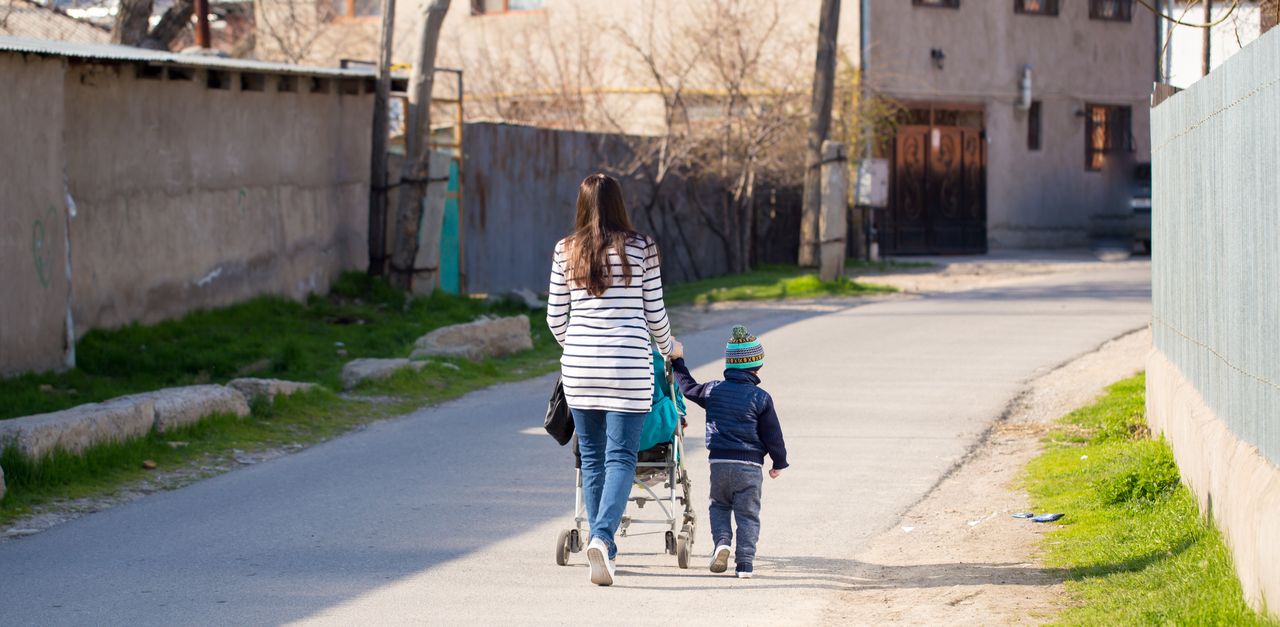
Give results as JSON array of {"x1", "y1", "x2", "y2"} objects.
[{"x1": 708, "y1": 462, "x2": 763, "y2": 566}]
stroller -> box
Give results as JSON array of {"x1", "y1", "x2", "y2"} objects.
[{"x1": 554, "y1": 350, "x2": 698, "y2": 568}]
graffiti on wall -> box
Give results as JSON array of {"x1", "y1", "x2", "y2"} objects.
[{"x1": 31, "y1": 205, "x2": 56, "y2": 288}]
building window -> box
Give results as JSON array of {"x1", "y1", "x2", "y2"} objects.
[
  {"x1": 332, "y1": 0, "x2": 379, "y2": 18},
  {"x1": 912, "y1": 0, "x2": 960, "y2": 8},
  {"x1": 1027, "y1": 101, "x2": 1042, "y2": 151},
  {"x1": 1015, "y1": 0, "x2": 1058, "y2": 16},
  {"x1": 471, "y1": 0, "x2": 545, "y2": 14},
  {"x1": 1085, "y1": 104, "x2": 1131, "y2": 170},
  {"x1": 1089, "y1": 0, "x2": 1133, "y2": 21}
]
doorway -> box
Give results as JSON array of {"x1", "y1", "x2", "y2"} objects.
[{"x1": 886, "y1": 105, "x2": 987, "y2": 254}]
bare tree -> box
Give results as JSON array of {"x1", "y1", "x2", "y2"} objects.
[
  {"x1": 600, "y1": 0, "x2": 809, "y2": 274},
  {"x1": 256, "y1": 0, "x2": 335, "y2": 64},
  {"x1": 111, "y1": 0, "x2": 195, "y2": 50},
  {"x1": 456, "y1": 0, "x2": 813, "y2": 276},
  {"x1": 389, "y1": 0, "x2": 452, "y2": 292}
]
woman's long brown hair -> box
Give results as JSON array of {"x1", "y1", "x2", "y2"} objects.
[{"x1": 565, "y1": 173, "x2": 640, "y2": 297}]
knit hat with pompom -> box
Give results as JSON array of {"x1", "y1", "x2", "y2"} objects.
[{"x1": 724, "y1": 325, "x2": 764, "y2": 370}]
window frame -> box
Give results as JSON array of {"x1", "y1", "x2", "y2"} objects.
[
  {"x1": 1085, "y1": 103, "x2": 1132, "y2": 171},
  {"x1": 471, "y1": 0, "x2": 546, "y2": 15},
  {"x1": 1027, "y1": 101, "x2": 1042, "y2": 151},
  {"x1": 1014, "y1": 0, "x2": 1059, "y2": 16},
  {"x1": 1089, "y1": 0, "x2": 1134, "y2": 22},
  {"x1": 330, "y1": 0, "x2": 380, "y2": 21},
  {"x1": 912, "y1": 0, "x2": 960, "y2": 8}
]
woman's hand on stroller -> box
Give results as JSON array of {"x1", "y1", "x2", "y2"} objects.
[{"x1": 670, "y1": 339, "x2": 684, "y2": 359}]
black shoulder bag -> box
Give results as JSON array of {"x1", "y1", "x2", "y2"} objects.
[{"x1": 544, "y1": 376, "x2": 574, "y2": 445}]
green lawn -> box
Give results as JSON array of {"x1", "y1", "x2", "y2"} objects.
[
  {"x1": 665, "y1": 264, "x2": 897, "y2": 307},
  {"x1": 1026, "y1": 374, "x2": 1277, "y2": 626},
  {"x1": 0, "y1": 273, "x2": 550, "y2": 421},
  {"x1": 0, "y1": 273, "x2": 562, "y2": 523}
]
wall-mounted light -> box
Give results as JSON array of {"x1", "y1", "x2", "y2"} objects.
[
  {"x1": 1016, "y1": 64, "x2": 1033, "y2": 110},
  {"x1": 930, "y1": 48, "x2": 946, "y2": 70}
]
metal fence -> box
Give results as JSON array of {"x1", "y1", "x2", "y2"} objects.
[{"x1": 1151, "y1": 29, "x2": 1280, "y2": 466}]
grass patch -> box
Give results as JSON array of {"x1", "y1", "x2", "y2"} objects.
[
  {"x1": 1026, "y1": 374, "x2": 1277, "y2": 626},
  {"x1": 665, "y1": 264, "x2": 896, "y2": 307},
  {"x1": 0, "y1": 273, "x2": 562, "y2": 523},
  {"x1": 0, "y1": 273, "x2": 544, "y2": 420}
]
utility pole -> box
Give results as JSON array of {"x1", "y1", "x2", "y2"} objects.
[
  {"x1": 194, "y1": 0, "x2": 210, "y2": 48},
  {"x1": 389, "y1": 0, "x2": 452, "y2": 292},
  {"x1": 368, "y1": 0, "x2": 396, "y2": 277},
  {"x1": 800, "y1": 0, "x2": 841, "y2": 268},
  {"x1": 1202, "y1": 0, "x2": 1212, "y2": 77}
]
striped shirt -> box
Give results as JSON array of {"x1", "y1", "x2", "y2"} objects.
[{"x1": 547, "y1": 235, "x2": 673, "y2": 413}]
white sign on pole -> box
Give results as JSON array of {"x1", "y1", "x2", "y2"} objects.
[{"x1": 854, "y1": 158, "x2": 889, "y2": 208}]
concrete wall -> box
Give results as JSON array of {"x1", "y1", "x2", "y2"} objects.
[
  {"x1": 867, "y1": 0, "x2": 1155, "y2": 247},
  {"x1": 1148, "y1": 28, "x2": 1280, "y2": 617},
  {"x1": 0, "y1": 54, "x2": 72, "y2": 374},
  {"x1": 0, "y1": 53, "x2": 372, "y2": 376}
]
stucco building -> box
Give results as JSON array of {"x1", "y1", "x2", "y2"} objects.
[{"x1": 865, "y1": 0, "x2": 1156, "y2": 252}]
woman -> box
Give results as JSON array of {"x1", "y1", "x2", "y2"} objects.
[{"x1": 546, "y1": 173, "x2": 675, "y2": 587}]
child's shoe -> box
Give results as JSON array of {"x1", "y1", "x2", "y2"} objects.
[
  {"x1": 736, "y1": 563, "x2": 754, "y2": 579},
  {"x1": 709, "y1": 545, "x2": 731, "y2": 573}
]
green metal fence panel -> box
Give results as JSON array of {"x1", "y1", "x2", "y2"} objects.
[{"x1": 1150, "y1": 30, "x2": 1280, "y2": 466}]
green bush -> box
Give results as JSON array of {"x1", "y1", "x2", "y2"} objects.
[{"x1": 1094, "y1": 441, "x2": 1181, "y2": 505}]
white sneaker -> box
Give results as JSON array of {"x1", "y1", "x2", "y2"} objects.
[
  {"x1": 709, "y1": 545, "x2": 731, "y2": 573},
  {"x1": 736, "y1": 569, "x2": 754, "y2": 579},
  {"x1": 586, "y1": 538, "x2": 616, "y2": 586}
]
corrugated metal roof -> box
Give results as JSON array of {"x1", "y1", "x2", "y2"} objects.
[{"x1": 0, "y1": 35, "x2": 376, "y2": 78}]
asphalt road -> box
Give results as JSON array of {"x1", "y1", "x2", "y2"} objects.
[{"x1": 0, "y1": 264, "x2": 1150, "y2": 626}]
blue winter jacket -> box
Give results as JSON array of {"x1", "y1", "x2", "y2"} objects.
[{"x1": 671, "y1": 358, "x2": 789, "y2": 470}]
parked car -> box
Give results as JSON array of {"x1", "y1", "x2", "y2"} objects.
[{"x1": 1132, "y1": 162, "x2": 1152, "y2": 254}]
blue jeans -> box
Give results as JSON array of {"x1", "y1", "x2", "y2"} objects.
[
  {"x1": 709, "y1": 462, "x2": 763, "y2": 567},
  {"x1": 572, "y1": 408, "x2": 645, "y2": 560}
]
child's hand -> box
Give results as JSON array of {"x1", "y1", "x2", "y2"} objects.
[
  {"x1": 671, "y1": 339, "x2": 685, "y2": 359},
  {"x1": 769, "y1": 468, "x2": 782, "y2": 479}
]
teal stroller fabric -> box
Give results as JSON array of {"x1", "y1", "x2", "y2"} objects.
[{"x1": 639, "y1": 348, "x2": 686, "y2": 452}]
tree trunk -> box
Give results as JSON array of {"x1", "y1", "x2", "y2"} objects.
[
  {"x1": 112, "y1": 0, "x2": 153, "y2": 46},
  {"x1": 799, "y1": 0, "x2": 841, "y2": 267},
  {"x1": 389, "y1": 0, "x2": 452, "y2": 292},
  {"x1": 368, "y1": 0, "x2": 397, "y2": 276},
  {"x1": 1201, "y1": 0, "x2": 1212, "y2": 77},
  {"x1": 141, "y1": 0, "x2": 195, "y2": 50}
]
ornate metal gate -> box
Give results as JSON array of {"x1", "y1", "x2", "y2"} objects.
[{"x1": 887, "y1": 107, "x2": 987, "y2": 254}]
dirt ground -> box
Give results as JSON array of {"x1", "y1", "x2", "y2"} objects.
[{"x1": 822, "y1": 328, "x2": 1151, "y2": 625}]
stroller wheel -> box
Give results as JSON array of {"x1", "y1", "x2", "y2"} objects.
[
  {"x1": 555, "y1": 529, "x2": 572, "y2": 566},
  {"x1": 676, "y1": 532, "x2": 691, "y2": 569}
]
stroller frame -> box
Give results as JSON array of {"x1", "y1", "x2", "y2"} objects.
[{"x1": 554, "y1": 361, "x2": 698, "y2": 568}]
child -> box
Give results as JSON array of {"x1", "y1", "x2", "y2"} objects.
[{"x1": 670, "y1": 326, "x2": 788, "y2": 579}]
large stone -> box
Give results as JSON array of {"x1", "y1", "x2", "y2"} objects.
[
  {"x1": 341, "y1": 358, "x2": 427, "y2": 390},
  {"x1": 227, "y1": 378, "x2": 319, "y2": 404},
  {"x1": 0, "y1": 463, "x2": 6, "y2": 502},
  {"x1": 0, "y1": 396, "x2": 156, "y2": 460},
  {"x1": 137, "y1": 385, "x2": 251, "y2": 433},
  {"x1": 409, "y1": 315, "x2": 533, "y2": 362}
]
